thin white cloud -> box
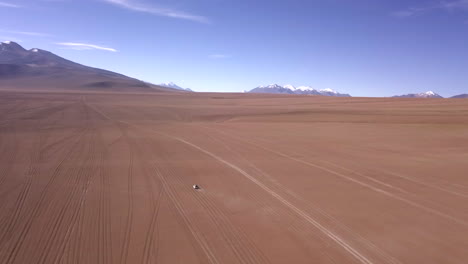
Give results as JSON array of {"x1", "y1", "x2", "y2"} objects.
[
  {"x1": 440, "y1": 0, "x2": 468, "y2": 10},
  {"x1": 393, "y1": 0, "x2": 468, "y2": 17},
  {"x1": 102, "y1": 0, "x2": 209, "y2": 23},
  {"x1": 0, "y1": 36, "x2": 22, "y2": 42},
  {"x1": 209, "y1": 54, "x2": 231, "y2": 59},
  {"x1": 392, "y1": 7, "x2": 427, "y2": 17},
  {"x1": 0, "y1": 29, "x2": 50, "y2": 37},
  {"x1": 56, "y1": 42, "x2": 118, "y2": 52},
  {"x1": 0, "y1": 1, "x2": 20, "y2": 8}
]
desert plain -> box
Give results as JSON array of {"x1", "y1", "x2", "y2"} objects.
[{"x1": 0, "y1": 89, "x2": 467, "y2": 264}]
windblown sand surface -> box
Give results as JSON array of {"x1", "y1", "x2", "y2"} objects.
[{"x1": 0, "y1": 90, "x2": 467, "y2": 264}]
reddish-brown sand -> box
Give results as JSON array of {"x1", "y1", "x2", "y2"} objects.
[{"x1": 0, "y1": 89, "x2": 467, "y2": 264}]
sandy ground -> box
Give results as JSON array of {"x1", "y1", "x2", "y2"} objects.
[{"x1": 0, "y1": 90, "x2": 467, "y2": 264}]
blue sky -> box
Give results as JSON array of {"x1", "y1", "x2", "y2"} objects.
[{"x1": 1, "y1": 0, "x2": 468, "y2": 96}]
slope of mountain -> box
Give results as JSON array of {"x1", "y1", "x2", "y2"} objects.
[
  {"x1": 451, "y1": 94, "x2": 468, "y2": 98},
  {"x1": 159, "y1": 82, "x2": 193, "y2": 92},
  {"x1": 248, "y1": 84, "x2": 351, "y2": 97},
  {"x1": 0, "y1": 41, "x2": 167, "y2": 91},
  {"x1": 393, "y1": 91, "x2": 443, "y2": 98}
]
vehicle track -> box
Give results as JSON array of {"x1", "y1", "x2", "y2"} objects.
[
  {"x1": 154, "y1": 166, "x2": 221, "y2": 264},
  {"x1": 0, "y1": 110, "x2": 51, "y2": 246},
  {"x1": 138, "y1": 128, "x2": 275, "y2": 264},
  {"x1": 85, "y1": 98, "x2": 221, "y2": 264},
  {"x1": 0, "y1": 122, "x2": 18, "y2": 187},
  {"x1": 128, "y1": 130, "x2": 164, "y2": 264},
  {"x1": 375, "y1": 169, "x2": 468, "y2": 199},
  {"x1": 141, "y1": 186, "x2": 164, "y2": 264},
  {"x1": 0, "y1": 101, "x2": 91, "y2": 263},
  {"x1": 218, "y1": 125, "x2": 468, "y2": 197},
  {"x1": 208, "y1": 126, "x2": 468, "y2": 227},
  {"x1": 159, "y1": 161, "x2": 270, "y2": 264},
  {"x1": 199, "y1": 128, "x2": 402, "y2": 264},
  {"x1": 49, "y1": 100, "x2": 106, "y2": 264},
  {"x1": 115, "y1": 123, "x2": 135, "y2": 264},
  {"x1": 86, "y1": 101, "x2": 376, "y2": 264},
  {"x1": 37, "y1": 127, "x2": 97, "y2": 264}
]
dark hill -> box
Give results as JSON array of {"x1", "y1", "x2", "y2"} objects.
[{"x1": 0, "y1": 41, "x2": 170, "y2": 92}]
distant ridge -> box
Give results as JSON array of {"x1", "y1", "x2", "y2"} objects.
[
  {"x1": 393, "y1": 91, "x2": 443, "y2": 98},
  {"x1": 248, "y1": 84, "x2": 351, "y2": 97},
  {"x1": 451, "y1": 94, "x2": 468, "y2": 98}
]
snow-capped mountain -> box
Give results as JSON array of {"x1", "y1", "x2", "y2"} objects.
[
  {"x1": 393, "y1": 91, "x2": 443, "y2": 98},
  {"x1": 248, "y1": 84, "x2": 351, "y2": 97},
  {"x1": 159, "y1": 82, "x2": 193, "y2": 92}
]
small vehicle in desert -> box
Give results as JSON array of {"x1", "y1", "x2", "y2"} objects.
[{"x1": 193, "y1": 184, "x2": 200, "y2": 190}]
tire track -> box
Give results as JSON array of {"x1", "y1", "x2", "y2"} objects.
[
  {"x1": 376, "y1": 169, "x2": 468, "y2": 199},
  {"x1": 163, "y1": 134, "x2": 374, "y2": 264},
  {"x1": 0, "y1": 114, "x2": 47, "y2": 245},
  {"x1": 0, "y1": 101, "x2": 91, "y2": 263},
  {"x1": 130, "y1": 124, "x2": 228, "y2": 264},
  {"x1": 132, "y1": 123, "x2": 276, "y2": 264},
  {"x1": 37, "y1": 128, "x2": 97, "y2": 264},
  {"x1": 3, "y1": 133, "x2": 88, "y2": 264},
  {"x1": 129, "y1": 130, "x2": 164, "y2": 264},
  {"x1": 33, "y1": 102, "x2": 93, "y2": 263},
  {"x1": 86, "y1": 100, "x2": 374, "y2": 264},
  {"x1": 0, "y1": 121, "x2": 18, "y2": 188},
  {"x1": 53, "y1": 126, "x2": 102, "y2": 264},
  {"x1": 281, "y1": 145, "x2": 468, "y2": 200},
  {"x1": 48, "y1": 96, "x2": 111, "y2": 263},
  {"x1": 17, "y1": 101, "x2": 93, "y2": 263},
  {"x1": 158, "y1": 162, "x2": 267, "y2": 264},
  {"x1": 219, "y1": 124, "x2": 468, "y2": 197},
  {"x1": 200, "y1": 129, "x2": 402, "y2": 264},
  {"x1": 209, "y1": 126, "x2": 468, "y2": 227},
  {"x1": 117, "y1": 124, "x2": 135, "y2": 264},
  {"x1": 50, "y1": 97, "x2": 106, "y2": 264},
  {"x1": 97, "y1": 134, "x2": 112, "y2": 264},
  {"x1": 154, "y1": 166, "x2": 220, "y2": 264},
  {"x1": 85, "y1": 98, "x2": 221, "y2": 264},
  {"x1": 141, "y1": 186, "x2": 164, "y2": 264},
  {"x1": 218, "y1": 125, "x2": 468, "y2": 220}
]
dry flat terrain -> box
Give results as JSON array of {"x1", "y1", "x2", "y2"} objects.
[{"x1": 0, "y1": 89, "x2": 467, "y2": 264}]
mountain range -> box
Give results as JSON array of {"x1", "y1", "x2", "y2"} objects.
[
  {"x1": 250, "y1": 86, "x2": 468, "y2": 98},
  {"x1": 393, "y1": 91, "x2": 444, "y2": 98},
  {"x1": 0, "y1": 41, "x2": 174, "y2": 92},
  {"x1": 158, "y1": 82, "x2": 193, "y2": 92},
  {"x1": 248, "y1": 84, "x2": 351, "y2": 97},
  {"x1": 0, "y1": 41, "x2": 467, "y2": 97}
]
